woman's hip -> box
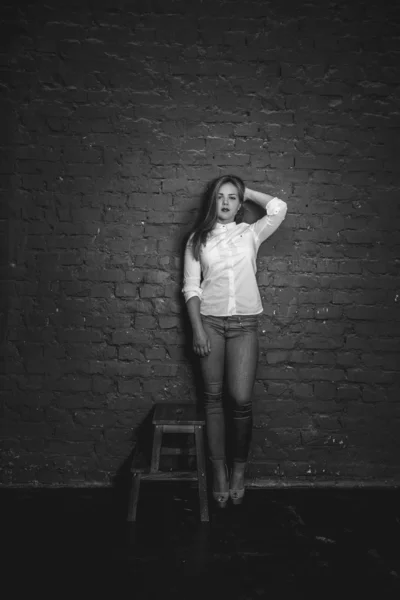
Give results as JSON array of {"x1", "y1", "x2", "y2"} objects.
[{"x1": 201, "y1": 314, "x2": 259, "y2": 335}]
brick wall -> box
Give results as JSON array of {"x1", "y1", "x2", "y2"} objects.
[{"x1": 1, "y1": 0, "x2": 400, "y2": 486}]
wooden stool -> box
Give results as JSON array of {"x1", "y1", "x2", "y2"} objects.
[{"x1": 128, "y1": 403, "x2": 209, "y2": 522}]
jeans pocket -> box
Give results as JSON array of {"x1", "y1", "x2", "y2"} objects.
[{"x1": 238, "y1": 316, "x2": 259, "y2": 331}]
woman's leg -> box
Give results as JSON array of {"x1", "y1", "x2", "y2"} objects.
[
  {"x1": 225, "y1": 318, "x2": 259, "y2": 491},
  {"x1": 199, "y1": 317, "x2": 227, "y2": 493}
]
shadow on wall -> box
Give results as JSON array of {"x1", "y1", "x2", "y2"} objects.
[{"x1": 112, "y1": 406, "x2": 155, "y2": 516}]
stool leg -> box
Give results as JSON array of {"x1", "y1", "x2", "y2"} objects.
[
  {"x1": 127, "y1": 473, "x2": 141, "y2": 522},
  {"x1": 195, "y1": 425, "x2": 209, "y2": 522},
  {"x1": 150, "y1": 425, "x2": 163, "y2": 473}
]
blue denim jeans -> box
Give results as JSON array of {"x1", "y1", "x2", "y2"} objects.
[{"x1": 199, "y1": 314, "x2": 259, "y2": 463}]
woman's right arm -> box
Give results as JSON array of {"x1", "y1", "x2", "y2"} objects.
[
  {"x1": 186, "y1": 296, "x2": 211, "y2": 357},
  {"x1": 182, "y1": 239, "x2": 211, "y2": 357}
]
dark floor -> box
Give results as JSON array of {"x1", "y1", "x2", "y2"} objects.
[{"x1": 2, "y1": 483, "x2": 400, "y2": 598}]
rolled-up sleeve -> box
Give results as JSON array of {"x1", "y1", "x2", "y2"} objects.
[
  {"x1": 251, "y1": 197, "x2": 288, "y2": 246},
  {"x1": 182, "y1": 237, "x2": 202, "y2": 303}
]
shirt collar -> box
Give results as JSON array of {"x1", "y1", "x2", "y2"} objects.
[{"x1": 214, "y1": 221, "x2": 237, "y2": 232}]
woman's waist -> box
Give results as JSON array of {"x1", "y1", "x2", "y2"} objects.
[
  {"x1": 200, "y1": 313, "x2": 260, "y2": 333},
  {"x1": 200, "y1": 312, "x2": 261, "y2": 321},
  {"x1": 199, "y1": 293, "x2": 263, "y2": 315}
]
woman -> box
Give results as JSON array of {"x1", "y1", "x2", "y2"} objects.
[{"x1": 182, "y1": 175, "x2": 287, "y2": 508}]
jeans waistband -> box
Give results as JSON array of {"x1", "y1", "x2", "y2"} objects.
[
  {"x1": 201, "y1": 314, "x2": 259, "y2": 333},
  {"x1": 201, "y1": 314, "x2": 259, "y2": 321}
]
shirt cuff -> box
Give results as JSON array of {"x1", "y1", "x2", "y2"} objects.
[
  {"x1": 182, "y1": 288, "x2": 203, "y2": 302},
  {"x1": 183, "y1": 290, "x2": 202, "y2": 303},
  {"x1": 266, "y1": 197, "x2": 286, "y2": 216}
]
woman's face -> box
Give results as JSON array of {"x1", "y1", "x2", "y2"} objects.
[{"x1": 216, "y1": 182, "x2": 241, "y2": 224}]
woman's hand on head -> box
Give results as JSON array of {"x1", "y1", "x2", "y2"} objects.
[{"x1": 193, "y1": 327, "x2": 211, "y2": 357}]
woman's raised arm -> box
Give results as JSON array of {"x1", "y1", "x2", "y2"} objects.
[
  {"x1": 244, "y1": 187, "x2": 276, "y2": 209},
  {"x1": 245, "y1": 187, "x2": 288, "y2": 245}
]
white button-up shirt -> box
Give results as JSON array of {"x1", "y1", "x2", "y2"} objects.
[{"x1": 182, "y1": 197, "x2": 287, "y2": 316}]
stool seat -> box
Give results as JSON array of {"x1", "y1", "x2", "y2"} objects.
[
  {"x1": 153, "y1": 403, "x2": 205, "y2": 425},
  {"x1": 128, "y1": 403, "x2": 209, "y2": 522}
]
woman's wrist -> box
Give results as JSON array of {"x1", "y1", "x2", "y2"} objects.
[
  {"x1": 192, "y1": 322, "x2": 205, "y2": 335},
  {"x1": 244, "y1": 187, "x2": 259, "y2": 202},
  {"x1": 245, "y1": 187, "x2": 276, "y2": 208},
  {"x1": 244, "y1": 187, "x2": 253, "y2": 200}
]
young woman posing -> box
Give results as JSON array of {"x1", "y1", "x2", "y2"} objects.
[{"x1": 183, "y1": 175, "x2": 287, "y2": 508}]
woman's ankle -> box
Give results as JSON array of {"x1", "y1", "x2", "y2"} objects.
[
  {"x1": 230, "y1": 462, "x2": 246, "y2": 489},
  {"x1": 211, "y1": 458, "x2": 227, "y2": 472},
  {"x1": 211, "y1": 460, "x2": 229, "y2": 491}
]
